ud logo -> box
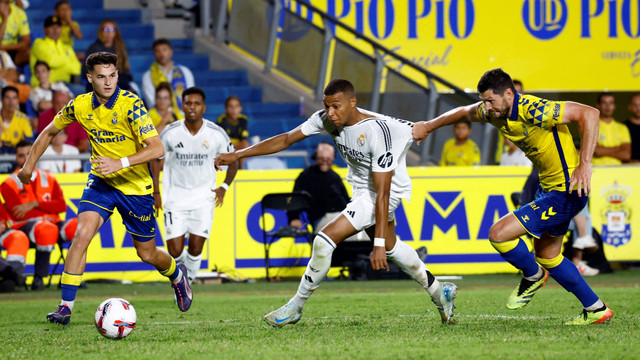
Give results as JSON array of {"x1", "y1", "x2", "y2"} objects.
[
  {"x1": 112, "y1": 112, "x2": 118, "y2": 124},
  {"x1": 377, "y1": 152, "x2": 393, "y2": 168},
  {"x1": 600, "y1": 182, "x2": 632, "y2": 247},
  {"x1": 522, "y1": 0, "x2": 567, "y2": 40}
]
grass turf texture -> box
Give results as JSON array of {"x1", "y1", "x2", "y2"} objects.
[{"x1": 2, "y1": 270, "x2": 639, "y2": 359}]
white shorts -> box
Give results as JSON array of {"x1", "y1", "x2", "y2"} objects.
[
  {"x1": 341, "y1": 188, "x2": 402, "y2": 232},
  {"x1": 163, "y1": 204, "x2": 214, "y2": 240}
]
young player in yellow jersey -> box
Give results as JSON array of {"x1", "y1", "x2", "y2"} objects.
[
  {"x1": 440, "y1": 120, "x2": 480, "y2": 166},
  {"x1": 17, "y1": 52, "x2": 192, "y2": 326},
  {"x1": 413, "y1": 68, "x2": 611, "y2": 325}
]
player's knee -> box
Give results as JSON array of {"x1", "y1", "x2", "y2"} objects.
[
  {"x1": 488, "y1": 223, "x2": 507, "y2": 243},
  {"x1": 166, "y1": 242, "x2": 183, "y2": 258},
  {"x1": 60, "y1": 218, "x2": 78, "y2": 242},
  {"x1": 34, "y1": 221, "x2": 59, "y2": 247},
  {"x1": 312, "y1": 232, "x2": 336, "y2": 259},
  {"x1": 136, "y1": 247, "x2": 157, "y2": 264}
]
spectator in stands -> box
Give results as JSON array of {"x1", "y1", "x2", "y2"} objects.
[
  {"x1": 0, "y1": 48, "x2": 18, "y2": 82},
  {"x1": 288, "y1": 142, "x2": 350, "y2": 232},
  {"x1": 217, "y1": 95, "x2": 249, "y2": 151},
  {"x1": 54, "y1": 0, "x2": 83, "y2": 49},
  {"x1": 1, "y1": 85, "x2": 32, "y2": 149},
  {"x1": 0, "y1": 0, "x2": 30, "y2": 66},
  {"x1": 625, "y1": 93, "x2": 640, "y2": 163},
  {"x1": 37, "y1": 90, "x2": 88, "y2": 153},
  {"x1": 217, "y1": 95, "x2": 249, "y2": 168},
  {"x1": 142, "y1": 38, "x2": 194, "y2": 109},
  {"x1": 0, "y1": 202, "x2": 29, "y2": 292},
  {"x1": 83, "y1": 19, "x2": 134, "y2": 92},
  {"x1": 440, "y1": 120, "x2": 480, "y2": 166},
  {"x1": 592, "y1": 93, "x2": 631, "y2": 166},
  {"x1": 1, "y1": 140, "x2": 77, "y2": 290},
  {"x1": 30, "y1": 16, "x2": 81, "y2": 87},
  {"x1": 499, "y1": 138, "x2": 531, "y2": 167},
  {"x1": 569, "y1": 206, "x2": 599, "y2": 276},
  {"x1": 149, "y1": 82, "x2": 181, "y2": 134},
  {"x1": 37, "y1": 130, "x2": 81, "y2": 173},
  {"x1": 513, "y1": 79, "x2": 523, "y2": 94},
  {"x1": 29, "y1": 60, "x2": 73, "y2": 114}
]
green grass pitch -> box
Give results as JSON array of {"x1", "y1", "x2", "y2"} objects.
[{"x1": 2, "y1": 270, "x2": 639, "y2": 359}]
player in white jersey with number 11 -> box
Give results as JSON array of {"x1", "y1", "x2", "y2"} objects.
[
  {"x1": 152, "y1": 87, "x2": 238, "y2": 285},
  {"x1": 215, "y1": 79, "x2": 457, "y2": 328}
]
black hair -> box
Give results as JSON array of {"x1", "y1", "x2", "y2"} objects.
[
  {"x1": 152, "y1": 38, "x2": 172, "y2": 50},
  {"x1": 512, "y1": 79, "x2": 523, "y2": 90},
  {"x1": 55, "y1": 0, "x2": 69, "y2": 10},
  {"x1": 597, "y1": 92, "x2": 614, "y2": 104},
  {"x1": 477, "y1": 68, "x2": 515, "y2": 95},
  {"x1": 324, "y1": 79, "x2": 355, "y2": 97},
  {"x1": 1, "y1": 85, "x2": 18, "y2": 99},
  {"x1": 34, "y1": 60, "x2": 50, "y2": 71},
  {"x1": 85, "y1": 52, "x2": 118, "y2": 72},
  {"x1": 182, "y1": 87, "x2": 206, "y2": 102},
  {"x1": 456, "y1": 120, "x2": 472, "y2": 128},
  {"x1": 16, "y1": 140, "x2": 33, "y2": 149},
  {"x1": 225, "y1": 95, "x2": 241, "y2": 108}
]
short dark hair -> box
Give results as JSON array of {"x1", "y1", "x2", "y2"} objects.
[
  {"x1": 477, "y1": 68, "x2": 515, "y2": 95},
  {"x1": 182, "y1": 87, "x2": 206, "y2": 102},
  {"x1": 155, "y1": 82, "x2": 172, "y2": 96},
  {"x1": 152, "y1": 38, "x2": 172, "y2": 50},
  {"x1": 630, "y1": 93, "x2": 640, "y2": 103},
  {"x1": 456, "y1": 120, "x2": 472, "y2": 128},
  {"x1": 324, "y1": 79, "x2": 355, "y2": 97},
  {"x1": 2, "y1": 86, "x2": 18, "y2": 99},
  {"x1": 513, "y1": 79, "x2": 523, "y2": 89},
  {"x1": 85, "y1": 52, "x2": 118, "y2": 72},
  {"x1": 224, "y1": 95, "x2": 241, "y2": 107},
  {"x1": 54, "y1": 0, "x2": 69, "y2": 10},
  {"x1": 597, "y1": 92, "x2": 614, "y2": 104},
  {"x1": 16, "y1": 140, "x2": 33, "y2": 149},
  {"x1": 34, "y1": 60, "x2": 50, "y2": 71}
]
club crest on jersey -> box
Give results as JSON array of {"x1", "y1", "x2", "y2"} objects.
[
  {"x1": 377, "y1": 151, "x2": 394, "y2": 168},
  {"x1": 357, "y1": 134, "x2": 366, "y2": 147},
  {"x1": 202, "y1": 140, "x2": 209, "y2": 149},
  {"x1": 112, "y1": 112, "x2": 118, "y2": 124}
]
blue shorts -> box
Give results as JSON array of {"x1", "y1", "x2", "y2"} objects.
[
  {"x1": 513, "y1": 185, "x2": 588, "y2": 238},
  {"x1": 77, "y1": 174, "x2": 157, "y2": 242}
]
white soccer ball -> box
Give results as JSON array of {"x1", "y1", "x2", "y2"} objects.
[{"x1": 94, "y1": 298, "x2": 137, "y2": 339}]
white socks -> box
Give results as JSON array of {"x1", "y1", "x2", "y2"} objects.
[
  {"x1": 174, "y1": 248, "x2": 202, "y2": 284},
  {"x1": 185, "y1": 252, "x2": 203, "y2": 284},
  {"x1": 386, "y1": 240, "x2": 441, "y2": 301},
  {"x1": 61, "y1": 300, "x2": 74, "y2": 311},
  {"x1": 291, "y1": 232, "x2": 336, "y2": 308}
]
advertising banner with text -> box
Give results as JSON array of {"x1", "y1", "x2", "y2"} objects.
[
  {"x1": 3, "y1": 165, "x2": 638, "y2": 282},
  {"x1": 282, "y1": 0, "x2": 640, "y2": 91}
]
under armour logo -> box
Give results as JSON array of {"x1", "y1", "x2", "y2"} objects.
[
  {"x1": 347, "y1": 211, "x2": 355, "y2": 218},
  {"x1": 304, "y1": 275, "x2": 313, "y2": 283},
  {"x1": 176, "y1": 142, "x2": 184, "y2": 148}
]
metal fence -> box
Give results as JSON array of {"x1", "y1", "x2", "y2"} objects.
[{"x1": 200, "y1": 0, "x2": 494, "y2": 165}]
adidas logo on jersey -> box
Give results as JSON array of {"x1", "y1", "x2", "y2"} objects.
[
  {"x1": 175, "y1": 142, "x2": 184, "y2": 148},
  {"x1": 347, "y1": 211, "x2": 355, "y2": 218}
]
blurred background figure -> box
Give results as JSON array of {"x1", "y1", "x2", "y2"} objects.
[
  {"x1": 54, "y1": 0, "x2": 83, "y2": 50},
  {"x1": 592, "y1": 93, "x2": 630, "y2": 166},
  {"x1": 149, "y1": 82, "x2": 181, "y2": 134},
  {"x1": 29, "y1": 60, "x2": 72, "y2": 114},
  {"x1": 0, "y1": 0, "x2": 30, "y2": 66},
  {"x1": 499, "y1": 138, "x2": 531, "y2": 167},
  {"x1": 30, "y1": 15, "x2": 80, "y2": 87},
  {"x1": 440, "y1": 120, "x2": 480, "y2": 166},
  {"x1": 217, "y1": 95, "x2": 249, "y2": 167},
  {"x1": 624, "y1": 93, "x2": 640, "y2": 163},
  {"x1": 37, "y1": 130, "x2": 81, "y2": 173}
]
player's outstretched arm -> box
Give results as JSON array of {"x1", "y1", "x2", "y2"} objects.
[
  {"x1": 215, "y1": 126, "x2": 307, "y2": 170},
  {"x1": 562, "y1": 102, "x2": 600, "y2": 196},
  {"x1": 370, "y1": 171, "x2": 393, "y2": 272},
  {"x1": 92, "y1": 136, "x2": 165, "y2": 176},
  {"x1": 412, "y1": 102, "x2": 481, "y2": 144},
  {"x1": 213, "y1": 159, "x2": 239, "y2": 207},
  {"x1": 17, "y1": 122, "x2": 62, "y2": 184}
]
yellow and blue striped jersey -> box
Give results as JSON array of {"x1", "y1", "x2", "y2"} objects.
[
  {"x1": 477, "y1": 93, "x2": 576, "y2": 192},
  {"x1": 440, "y1": 138, "x2": 480, "y2": 166},
  {"x1": 53, "y1": 87, "x2": 159, "y2": 195}
]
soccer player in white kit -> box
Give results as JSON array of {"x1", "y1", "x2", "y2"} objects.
[
  {"x1": 152, "y1": 87, "x2": 238, "y2": 284},
  {"x1": 215, "y1": 79, "x2": 457, "y2": 328}
]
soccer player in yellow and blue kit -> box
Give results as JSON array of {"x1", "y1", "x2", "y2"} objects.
[
  {"x1": 16, "y1": 52, "x2": 192, "y2": 326},
  {"x1": 413, "y1": 68, "x2": 611, "y2": 325}
]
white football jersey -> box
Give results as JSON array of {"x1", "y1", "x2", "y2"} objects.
[
  {"x1": 301, "y1": 108, "x2": 413, "y2": 199},
  {"x1": 160, "y1": 119, "x2": 234, "y2": 210}
]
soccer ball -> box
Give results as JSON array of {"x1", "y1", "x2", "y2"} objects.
[{"x1": 94, "y1": 298, "x2": 137, "y2": 339}]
